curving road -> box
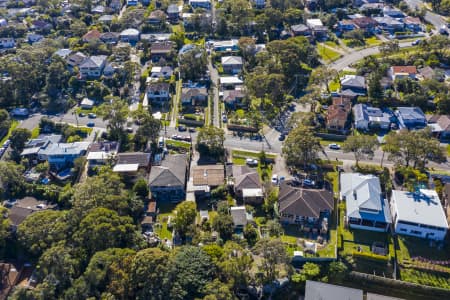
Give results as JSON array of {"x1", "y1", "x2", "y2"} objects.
[{"x1": 329, "y1": 41, "x2": 415, "y2": 71}]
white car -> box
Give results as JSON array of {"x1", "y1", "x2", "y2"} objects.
[
  {"x1": 271, "y1": 174, "x2": 278, "y2": 185},
  {"x1": 328, "y1": 143, "x2": 341, "y2": 150}
]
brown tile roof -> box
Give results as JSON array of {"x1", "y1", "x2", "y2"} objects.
[
  {"x1": 278, "y1": 182, "x2": 333, "y2": 218},
  {"x1": 391, "y1": 66, "x2": 417, "y2": 74},
  {"x1": 82, "y1": 29, "x2": 101, "y2": 41},
  {"x1": 352, "y1": 17, "x2": 378, "y2": 28},
  {"x1": 192, "y1": 164, "x2": 224, "y2": 186},
  {"x1": 327, "y1": 97, "x2": 352, "y2": 128},
  {"x1": 428, "y1": 115, "x2": 450, "y2": 131},
  {"x1": 404, "y1": 16, "x2": 421, "y2": 25},
  {"x1": 150, "y1": 41, "x2": 174, "y2": 54}
]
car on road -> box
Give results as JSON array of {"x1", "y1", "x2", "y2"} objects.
[
  {"x1": 328, "y1": 143, "x2": 341, "y2": 150},
  {"x1": 246, "y1": 158, "x2": 258, "y2": 167},
  {"x1": 271, "y1": 174, "x2": 279, "y2": 185},
  {"x1": 439, "y1": 26, "x2": 448, "y2": 35},
  {"x1": 78, "y1": 112, "x2": 86, "y2": 117},
  {"x1": 3, "y1": 139, "x2": 10, "y2": 148},
  {"x1": 126, "y1": 127, "x2": 133, "y2": 133},
  {"x1": 303, "y1": 179, "x2": 315, "y2": 187},
  {"x1": 178, "y1": 125, "x2": 186, "y2": 132},
  {"x1": 87, "y1": 122, "x2": 95, "y2": 127},
  {"x1": 188, "y1": 127, "x2": 196, "y2": 133},
  {"x1": 278, "y1": 134, "x2": 286, "y2": 141},
  {"x1": 412, "y1": 39, "x2": 422, "y2": 46},
  {"x1": 88, "y1": 113, "x2": 97, "y2": 119}
]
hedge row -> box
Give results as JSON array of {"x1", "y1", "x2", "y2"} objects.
[{"x1": 352, "y1": 251, "x2": 389, "y2": 263}]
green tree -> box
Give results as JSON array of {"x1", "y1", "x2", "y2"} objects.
[
  {"x1": 266, "y1": 220, "x2": 284, "y2": 237},
  {"x1": 252, "y1": 238, "x2": 289, "y2": 283},
  {"x1": 36, "y1": 243, "x2": 80, "y2": 295},
  {"x1": 98, "y1": 96, "x2": 129, "y2": 140},
  {"x1": 342, "y1": 134, "x2": 379, "y2": 166},
  {"x1": 328, "y1": 261, "x2": 348, "y2": 283},
  {"x1": 367, "y1": 72, "x2": 384, "y2": 105},
  {"x1": 196, "y1": 127, "x2": 225, "y2": 160},
  {"x1": 0, "y1": 206, "x2": 10, "y2": 253},
  {"x1": 302, "y1": 262, "x2": 320, "y2": 280},
  {"x1": 44, "y1": 55, "x2": 70, "y2": 111},
  {"x1": 17, "y1": 210, "x2": 69, "y2": 256},
  {"x1": 133, "y1": 178, "x2": 149, "y2": 199},
  {"x1": 0, "y1": 161, "x2": 26, "y2": 198},
  {"x1": 132, "y1": 107, "x2": 161, "y2": 150},
  {"x1": 73, "y1": 208, "x2": 136, "y2": 256},
  {"x1": 173, "y1": 201, "x2": 197, "y2": 240},
  {"x1": 202, "y1": 279, "x2": 236, "y2": 300},
  {"x1": 10, "y1": 128, "x2": 31, "y2": 156},
  {"x1": 168, "y1": 246, "x2": 215, "y2": 300},
  {"x1": 383, "y1": 128, "x2": 445, "y2": 169},
  {"x1": 309, "y1": 66, "x2": 338, "y2": 94},
  {"x1": 243, "y1": 224, "x2": 259, "y2": 246},
  {"x1": 379, "y1": 40, "x2": 399, "y2": 55},
  {"x1": 179, "y1": 46, "x2": 207, "y2": 81},
  {"x1": 0, "y1": 109, "x2": 11, "y2": 136},
  {"x1": 130, "y1": 248, "x2": 170, "y2": 299},
  {"x1": 212, "y1": 212, "x2": 234, "y2": 241},
  {"x1": 283, "y1": 125, "x2": 322, "y2": 169},
  {"x1": 219, "y1": 242, "x2": 253, "y2": 292}
]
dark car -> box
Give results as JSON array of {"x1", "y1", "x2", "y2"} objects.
[
  {"x1": 188, "y1": 127, "x2": 196, "y2": 133},
  {"x1": 88, "y1": 113, "x2": 97, "y2": 119},
  {"x1": 178, "y1": 125, "x2": 186, "y2": 132},
  {"x1": 79, "y1": 112, "x2": 86, "y2": 117},
  {"x1": 278, "y1": 134, "x2": 286, "y2": 141},
  {"x1": 87, "y1": 122, "x2": 95, "y2": 127}
]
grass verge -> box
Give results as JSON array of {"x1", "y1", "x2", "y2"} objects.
[{"x1": 0, "y1": 120, "x2": 19, "y2": 145}]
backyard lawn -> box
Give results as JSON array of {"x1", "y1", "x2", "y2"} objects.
[
  {"x1": 154, "y1": 202, "x2": 176, "y2": 241},
  {"x1": 317, "y1": 44, "x2": 341, "y2": 62},
  {"x1": 364, "y1": 36, "x2": 382, "y2": 46},
  {"x1": 0, "y1": 120, "x2": 19, "y2": 145}
]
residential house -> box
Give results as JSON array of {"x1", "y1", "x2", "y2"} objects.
[
  {"x1": 109, "y1": 0, "x2": 122, "y2": 12},
  {"x1": 20, "y1": 134, "x2": 61, "y2": 162},
  {"x1": 189, "y1": 0, "x2": 211, "y2": 9},
  {"x1": 79, "y1": 55, "x2": 107, "y2": 78},
  {"x1": 253, "y1": 0, "x2": 265, "y2": 8},
  {"x1": 427, "y1": 114, "x2": 450, "y2": 141},
  {"x1": 278, "y1": 181, "x2": 333, "y2": 230},
  {"x1": 100, "y1": 32, "x2": 119, "y2": 44},
  {"x1": 418, "y1": 66, "x2": 435, "y2": 80},
  {"x1": 220, "y1": 76, "x2": 244, "y2": 90},
  {"x1": 305, "y1": 281, "x2": 363, "y2": 300},
  {"x1": 353, "y1": 104, "x2": 391, "y2": 131},
  {"x1": 30, "y1": 20, "x2": 52, "y2": 33},
  {"x1": 352, "y1": 17, "x2": 378, "y2": 34},
  {"x1": 340, "y1": 75, "x2": 366, "y2": 95},
  {"x1": 86, "y1": 141, "x2": 119, "y2": 169},
  {"x1": 212, "y1": 40, "x2": 239, "y2": 52},
  {"x1": 190, "y1": 164, "x2": 225, "y2": 199},
  {"x1": 223, "y1": 88, "x2": 245, "y2": 108},
  {"x1": 395, "y1": 107, "x2": 427, "y2": 129},
  {"x1": 232, "y1": 165, "x2": 263, "y2": 204},
  {"x1": 148, "y1": 154, "x2": 187, "y2": 202},
  {"x1": 306, "y1": 18, "x2": 328, "y2": 39},
  {"x1": 66, "y1": 51, "x2": 87, "y2": 68},
  {"x1": 340, "y1": 173, "x2": 392, "y2": 232},
  {"x1": 38, "y1": 142, "x2": 90, "y2": 170},
  {"x1": 148, "y1": 10, "x2": 167, "y2": 24},
  {"x1": 389, "y1": 65, "x2": 417, "y2": 81},
  {"x1": 120, "y1": 28, "x2": 140, "y2": 43},
  {"x1": 181, "y1": 87, "x2": 208, "y2": 106},
  {"x1": 336, "y1": 19, "x2": 358, "y2": 32},
  {"x1": 221, "y1": 56, "x2": 243, "y2": 74},
  {"x1": 167, "y1": 4, "x2": 180, "y2": 22},
  {"x1": 113, "y1": 152, "x2": 152, "y2": 175},
  {"x1": 98, "y1": 15, "x2": 114, "y2": 24},
  {"x1": 391, "y1": 189, "x2": 448, "y2": 241},
  {"x1": 148, "y1": 66, "x2": 173, "y2": 81},
  {"x1": 147, "y1": 82, "x2": 171, "y2": 103},
  {"x1": 0, "y1": 37, "x2": 15, "y2": 48},
  {"x1": 150, "y1": 41, "x2": 174, "y2": 61},
  {"x1": 373, "y1": 16, "x2": 404, "y2": 32},
  {"x1": 383, "y1": 6, "x2": 405, "y2": 19},
  {"x1": 230, "y1": 206, "x2": 251, "y2": 228},
  {"x1": 403, "y1": 16, "x2": 422, "y2": 32},
  {"x1": 91, "y1": 5, "x2": 105, "y2": 14},
  {"x1": 80, "y1": 97, "x2": 94, "y2": 109},
  {"x1": 54, "y1": 48, "x2": 72, "y2": 59},
  {"x1": 291, "y1": 24, "x2": 311, "y2": 36},
  {"x1": 326, "y1": 97, "x2": 352, "y2": 133},
  {"x1": 7, "y1": 197, "x2": 55, "y2": 231},
  {"x1": 82, "y1": 29, "x2": 101, "y2": 43},
  {"x1": 27, "y1": 33, "x2": 43, "y2": 44}
]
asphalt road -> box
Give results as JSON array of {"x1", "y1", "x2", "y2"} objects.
[
  {"x1": 405, "y1": 0, "x2": 447, "y2": 30},
  {"x1": 329, "y1": 41, "x2": 414, "y2": 71},
  {"x1": 208, "y1": 59, "x2": 220, "y2": 127}
]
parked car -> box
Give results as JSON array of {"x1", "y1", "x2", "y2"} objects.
[
  {"x1": 328, "y1": 143, "x2": 341, "y2": 150},
  {"x1": 246, "y1": 158, "x2": 258, "y2": 166},
  {"x1": 78, "y1": 112, "x2": 86, "y2": 117},
  {"x1": 87, "y1": 122, "x2": 95, "y2": 127},
  {"x1": 178, "y1": 125, "x2": 186, "y2": 131},
  {"x1": 412, "y1": 39, "x2": 422, "y2": 46},
  {"x1": 126, "y1": 127, "x2": 133, "y2": 133},
  {"x1": 188, "y1": 127, "x2": 196, "y2": 133},
  {"x1": 271, "y1": 174, "x2": 279, "y2": 185},
  {"x1": 2, "y1": 139, "x2": 10, "y2": 148},
  {"x1": 88, "y1": 113, "x2": 97, "y2": 119},
  {"x1": 303, "y1": 179, "x2": 315, "y2": 187},
  {"x1": 278, "y1": 134, "x2": 285, "y2": 141}
]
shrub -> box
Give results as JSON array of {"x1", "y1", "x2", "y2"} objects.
[{"x1": 352, "y1": 251, "x2": 389, "y2": 263}]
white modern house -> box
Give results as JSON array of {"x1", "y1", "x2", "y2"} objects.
[
  {"x1": 79, "y1": 55, "x2": 107, "y2": 78},
  {"x1": 391, "y1": 189, "x2": 449, "y2": 241},
  {"x1": 340, "y1": 173, "x2": 391, "y2": 232}
]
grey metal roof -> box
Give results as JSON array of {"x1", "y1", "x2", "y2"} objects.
[
  {"x1": 305, "y1": 281, "x2": 363, "y2": 300},
  {"x1": 341, "y1": 173, "x2": 391, "y2": 223},
  {"x1": 392, "y1": 189, "x2": 448, "y2": 229},
  {"x1": 395, "y1": 107, "x2": 426, "y2": 122},
  {"x1": 340, "y1": 75, "x2": 366, "y2": 88},
  {"x1": 149, "y1": 154, "x2": 186, "y2": 187},
  {"x1": 230, "y1": 206, "x2": 248, "y2": 227}
]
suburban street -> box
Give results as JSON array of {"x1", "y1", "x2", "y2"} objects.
[
  {"x1": 208, "y1": 59, "x2": 220, "y2": 127},
  {"x1": 405, "y1": 0, "x2": 448, "y2": 30}
]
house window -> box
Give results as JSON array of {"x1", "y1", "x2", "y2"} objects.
[
  {"x1": 400, "y1": 228, "x2": 407, "y2": 232},
  {"x1": 410, "y1": 230, "x2": 422, "y2": 235}
]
